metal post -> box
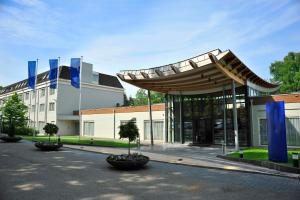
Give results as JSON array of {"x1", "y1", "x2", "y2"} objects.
[
  {"x1": 79, "y1": 56, "x2": 83, "y2": 140},
  {"x1": 147, "y1": 90, "x2": 154, "y2": 146},
  {"x1": 179, "y1": 95, "x2": 183, "y2": 144},
  {"x1": 232, "y1": 80, "x2": 239, "y2": 151},
  {"x1": 222, "y1": 86, "x2": 227, "y2": 154},
  {"x1": 165, "y1": 94, "x2": 168, "y2": 143},
  {"x1": 113, "y1": 109, "x2": 116, "y2": 139},
  {"x1": 34, "y1": 59, "x2": 39, "y2": 136}
]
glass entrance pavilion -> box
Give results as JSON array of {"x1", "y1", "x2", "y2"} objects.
[{"x1": 118, "y1": 49, "x2": 279, "y2": 147}]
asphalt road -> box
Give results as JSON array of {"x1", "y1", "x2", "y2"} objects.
[{"x1": 0, "y1": 142, "x2": 299, "y2": 200}]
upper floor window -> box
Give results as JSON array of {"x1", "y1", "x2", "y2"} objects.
[
  {"x1": 25, "y1": 92, "x2": 29, "y2": 100},
  {"x1": 49, "y1": 88, "x2": 55, "y2": 95},
  {"x1": 40, "y1": 88, "x2": 45, "y2": 97},
  {"x1": 32, "y1": 91, "x2": 36, "y2": 99},
  {"x1": 49, "y1": 102, "x2": 55, "y2": 111},
  {"x1": 39, "y1": 104, "x2": 45, "y2": 112}
]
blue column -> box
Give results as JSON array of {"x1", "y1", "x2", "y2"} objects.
[{"x1": 266, "y1": 101, "x2": 288, "y2": 162}]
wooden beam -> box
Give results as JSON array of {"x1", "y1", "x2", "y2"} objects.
[
  {"x1": 189, "y1": 60, "x2": 198, "y2": 69},
  {"x1": 116, "y1": 73, "x2": 125, "y2": 80},
  {"x1": 170, "y1": 65, "x2": 180, "y2": 74},
  {"x1": 127, "y1": 73, "x2": 136, "y2": 80},
  {"x1": 208, "y1": 53, "x2": 245, "y2": 85},
  {"x1": 140, "y1": 72, "x2": 149, "y2": 79},
  {"x1": 155, "y1": 69, "x2": 164, "y2": 77}
]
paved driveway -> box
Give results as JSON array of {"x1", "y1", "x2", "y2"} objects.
[{"x1": 0, "y1": 142, "x2": 300, "y2": 200}]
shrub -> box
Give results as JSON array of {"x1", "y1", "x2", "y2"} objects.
[{"x1": 15, "y1": 127, "x2": 38, "y2": 136}]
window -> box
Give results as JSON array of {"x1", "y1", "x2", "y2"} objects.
[
  {"x1": 286, "y1": 118, "x2": 300, "y2": 146},
  {"x1": 31, "y1": 105, "x2": 35, "y2": 112},
  {"x1": 92, "y1": 72, "x2": 99, "y2": 84},
  {"x1": 49, "y1": 102, "x2": 55, "y2": 111},
  {"x1": 260, "y1": 118, "x2": 300, "y2": 146},
  {"x1": 32, "y1": 91, "x2": 35, "y2": 99},
  {"x1": 259, "y1": 119, "x2": 268, "y2": 145},
  {"x1": 49, "y1": 88, "x2": 55, "y2": 95},
  {"x1": 83, "y1": 121, "x2": 94, "y2": 136},
  {"x1": 39, "y1": 104, "x2": 45, "y2": 112},
  {"x1": 25, "y1": 92, "x2": 29, "y2": 100},
  {"x1": 40, "y1": 88, "x2": 45, "y2": 97},
  {"x1": 144, "y1": 120, "x2": 164, "y2": 140},
  {"x1": 18, "y1": 94, "x2": 23, "y2": 100}
]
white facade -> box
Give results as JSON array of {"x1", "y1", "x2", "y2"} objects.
[
  {"x1": 80, "y1": 104, "x2": 165, "y2": 142},
  {"x1": 0, "y1": 62, "x2": 124, "y2": 135},
  {"x1": 251, "y1": 100, "x2": 300, "y2": 147}
]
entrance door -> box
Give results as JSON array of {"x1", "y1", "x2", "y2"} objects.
[{"x1": 193, "y1": 118, "x2": 212, "y2": 145}]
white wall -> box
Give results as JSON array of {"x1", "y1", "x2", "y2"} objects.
[
  {"x1": 81, "y1": 110, "x2": 165, "y2": 141},
  {"x1": 251, "y1": 102, "x2": 300, "y2": 146}
]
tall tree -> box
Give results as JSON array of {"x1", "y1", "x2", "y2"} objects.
[
  {"x1": 270, "y1": 52, "x2": 300, "y2": 93},
  {"x1": 1, "y1": 93, "x2": 27, "y2": 137},
  {"x1": 133, "y1": 89, "x2": 165, "y2": 106}
]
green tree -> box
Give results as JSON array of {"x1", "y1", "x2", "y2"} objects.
[
  {"x1": 1, "y1": 93, "x2": 27, "y2": 137},
  {"x1": 133, "y1": 89, "x2": 165, "y2": 106},
  {"x1": 270, "y1": 52, "x2": 300, "y2": 93},
  {"x1": 118, "y1": 118, "x2": 139, "y2": 155},
  {"x1": 43, "y1": 123, "x2": 59, "y2": 142}
]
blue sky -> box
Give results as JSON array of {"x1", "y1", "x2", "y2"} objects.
[{"x1": 0, "y1": 0, "x2": 299, "y2": 97}]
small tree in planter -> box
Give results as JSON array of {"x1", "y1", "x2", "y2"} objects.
[
  {"x1": 43, "y1": 123, "x2": 59, "y2": 142},
  {"x1": 35, "y1": 123, "x2": 62, "y2": 151},
  {"x1": 119, "y1": 118, "x2": 139, "y2": 155},
  {"x1": 106, "y1": 118, "x2": 149, "y2": 170}
]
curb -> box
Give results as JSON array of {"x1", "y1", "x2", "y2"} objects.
[
  {"x1": 63, "y1": 145, "x2": 300, "y2": 180},
  {"x1": 217, "y1": 155, "x2": 300, "y2": 174}
]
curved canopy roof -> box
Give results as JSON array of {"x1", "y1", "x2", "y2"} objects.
[{"x1": 117, "y1": 49, "x2": 279, "y2": 94}]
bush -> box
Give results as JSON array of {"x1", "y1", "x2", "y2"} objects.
[
  {"x1": 118, "y1": 118, "x2": 139, "y2": 155},
  {"x1": 15, "y1": 127, "x2": 38, "y2": 136}
]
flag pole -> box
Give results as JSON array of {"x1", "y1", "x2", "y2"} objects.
[
  {"x1": 78, "y1": 56, "x2": 83, "y2": 141},
  {"x1": 34, "y1": 58, "x2": 39, "y2": 136},
  {"x1": 56, "y1": 57, "x2": 60, "y2": 131}
]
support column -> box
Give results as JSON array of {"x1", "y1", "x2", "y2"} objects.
[
  {"x1": 147, "y1": 90, "x2": 154, "y2": 146},
  {"x1": 222, "y1": 86, "x2": 227, "y2": 154},
  {"x1": 232, "y1": 80, "x2": 239, "y2": 151},
  {"x1": 179, "y1": 95, "x2": 183, "y2": 144},
  {"x1": 165, "y1": 94, "x2": 168, "y2": 143}
]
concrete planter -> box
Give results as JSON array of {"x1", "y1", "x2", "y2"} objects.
[
  {"x1": 35, "y1": 142, "x2": 63, "y2": 151},
  {"x1": 0, "y1": 136, "x2": 22, "y2": 143},
  {"x1": 106, "y1": 154, "x2": 149, "y2": 170}
]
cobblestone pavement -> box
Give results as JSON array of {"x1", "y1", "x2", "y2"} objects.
[{"x1": 1, "y1": 142, "x2": 300, "y2": 200}]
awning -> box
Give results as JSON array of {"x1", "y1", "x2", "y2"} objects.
[{"x1": 117, "y1": 49, "x2": 279, "y2": 94}]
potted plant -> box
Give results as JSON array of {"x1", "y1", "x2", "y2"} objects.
[
  {"x1": 0, "y1": 93, "x2": 27, "y2": 142},
  {"x1": 35, "y1": 123, "x2": 62, "y2": 151},
  {"x1": 106, "y1": 118, "x2": 149, "y2": 170}
]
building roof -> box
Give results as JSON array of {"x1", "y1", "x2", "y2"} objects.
[
  {"x1": 0, "y1": 66, "x2": 123, "y2": 95},
  {"x1": 251, "y1": 93, "x2": 300, "y2": 105},
  {"x1": 81, "y1": 103, "x2": 165, "y2": 115},
  {"x1": 117, "y1": 49, "x2": 279, "y2": 94}
]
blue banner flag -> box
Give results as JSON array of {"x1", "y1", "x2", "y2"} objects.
[
  {"x1": 49, "y1": 59, "x2": 58, "y2": 89},
  {"x1": 70, "y1": 58, "x2": 81, "y2": 88},
  {"x1": 28, "y1": 61, "x2": 37, "y2": 89},
  {"x1": 266, "y1": 101, "x2": 288, "y2": 162}
]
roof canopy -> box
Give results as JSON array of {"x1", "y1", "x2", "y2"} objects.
[{"x1": 117, "y1": 49, "x2": 279, "y2": 94}]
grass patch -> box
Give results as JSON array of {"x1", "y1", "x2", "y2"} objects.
[
  {"x1": 22, "y1": 135, "x2": 137, "y2": 148},
  {"x1": 228, "y1": 148, "x2": 300, "y2": 167}
]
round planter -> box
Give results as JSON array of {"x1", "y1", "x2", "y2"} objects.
[
  {"x1": 35, "y1": 141, "x2": 63, "y2": 151},
  {"x1": 106, "y1": 154, "x2": 149, "y2": 170},
  {"x1": 0, "y1": 136, "x2": 22, "y2": 143}
]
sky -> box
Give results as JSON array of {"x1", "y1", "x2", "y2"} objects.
[{"x1": 0, "y1": 0, "x2": 299, "y2": 97}]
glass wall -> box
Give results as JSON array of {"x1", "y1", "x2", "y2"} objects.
[{"x1": 170, "y1": 86, "x2": 250, "y2": 146}]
